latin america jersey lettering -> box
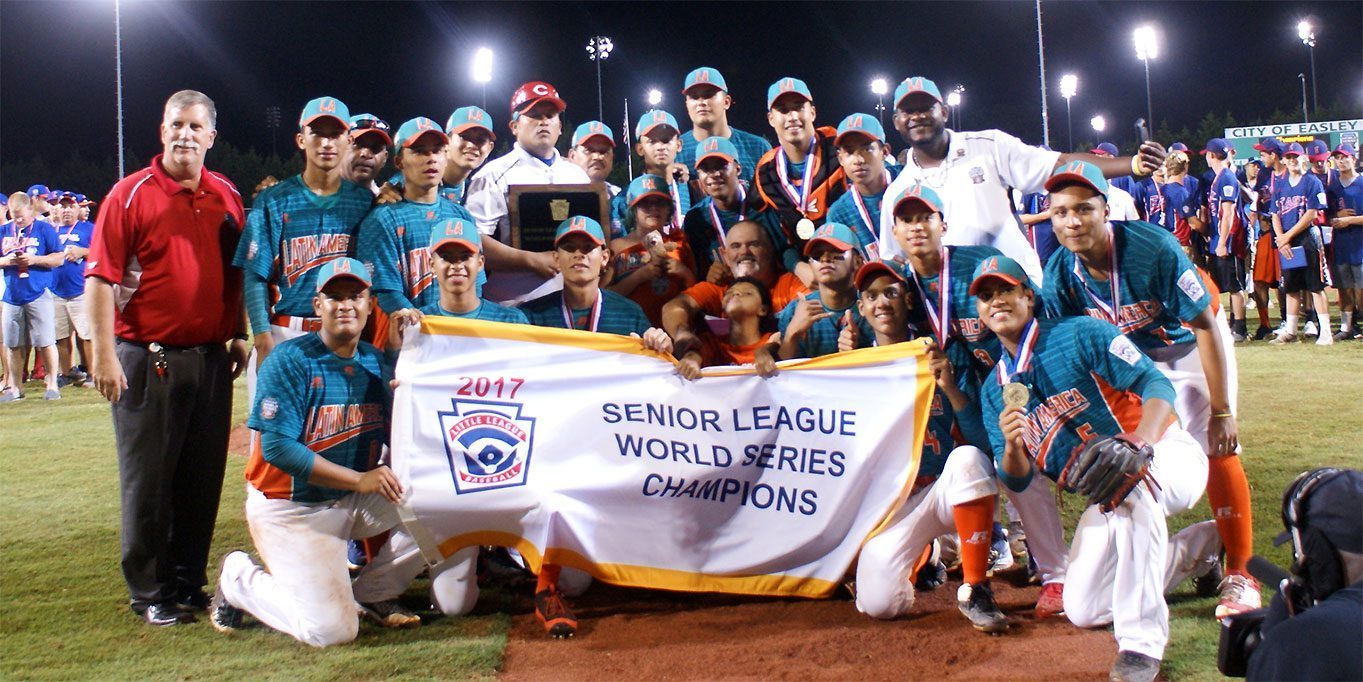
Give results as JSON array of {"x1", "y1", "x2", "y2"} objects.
[{"x1": 355, "y1": 197, "x2": 477, "y2": 311}]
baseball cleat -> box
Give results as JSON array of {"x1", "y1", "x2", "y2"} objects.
[
  {"x1": 1109, "y1": 650, "x2": 1161, "y2": 682},
  {"x1": 208, "y1": 584, "x2": 243, "y2": 633},
  {"x1": 1034, "y1": 581, "x2": 1065, "y2": 618},
  {"x1": 1006, "y1": 520, "x2": 1028, "y2": 562},
  {"x1": 1193, "y1": 561, "x2": 1223, "y2": 598},
  {"x1": 986, "y1": 523, "x2": 1014, "y2": 575},
  {"x1": 1252, "y1": 324, "x2": 1274, "y2": 341},
  {"x1": 1303, "y1": 320, "x2": 1318, "y2": 337},
  {"x1": 1215, "y1": 570, "x2": 1261, "y2": 620},
  {"x1": 534, "y1": 588, "x2": 578, "y2": 639},
  {"x1": 359, "y1": 600, "x2": 421, "y2": 629},
  {"x1": 0, "y1": 390, "x2": 23, "y2": 403},
  {"x1": 957, "y1": 582, "x2": 1009, "y2": 634},
  {"x1": 1268, "y1": 331, "x2": 1299, "y2": 345}
]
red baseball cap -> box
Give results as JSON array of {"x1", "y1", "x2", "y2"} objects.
[{"x1": 510, "y1": 81, "x2": 566, "y2": 119}]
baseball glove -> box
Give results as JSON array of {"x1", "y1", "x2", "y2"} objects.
[{"x1": 1057, "y1": 434, "x2": 1156, "y2": 512}]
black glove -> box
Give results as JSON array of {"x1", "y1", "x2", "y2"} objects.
[{"x1": 1058, "y1": 433, "x2": 1155, "y2": 512}]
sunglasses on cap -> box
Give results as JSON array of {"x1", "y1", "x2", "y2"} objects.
[{"x1": 353, "y1": 118, "x2": 391, "y2": 132}]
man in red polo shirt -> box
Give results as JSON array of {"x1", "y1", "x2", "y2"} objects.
[{"x1": 86, "y1": 90, "x2": 250, "y2": 627}]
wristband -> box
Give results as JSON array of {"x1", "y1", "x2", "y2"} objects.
[
  {"x1": 1211, "y1": 412, "x2": 1233, "y2": 419},
  {"x1": 1131, "y1": 155, "x2": 1150, "y2": 177}
]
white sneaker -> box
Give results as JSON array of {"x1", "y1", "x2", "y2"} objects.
[
  {"x1": 1316, "y1": 333, "x2": 1334, "y2": 346},
  {"x1": 1303, "y1": 321, "x2": 1318, "y2": 337}
]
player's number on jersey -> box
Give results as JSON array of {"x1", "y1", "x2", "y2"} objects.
[{"x1": 456, "y1": 376, "x2": 526, "y2": 400}]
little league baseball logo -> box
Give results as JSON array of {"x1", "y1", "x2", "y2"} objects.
[{"x1": 438, "y1": 398, "x2": 537, "y2": 494}]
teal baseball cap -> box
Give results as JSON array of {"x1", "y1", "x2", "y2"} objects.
[
  {"x1": 835, "y1": 113, "x2": 886, "y2": 145},
  {"x1": 554, "y1": 215, "x2": 607, "y2": 247},
  {"x1": 348, "y1": 114, "x2": 392, "y2": 145},
  {"x1": 429, "y1": 217, "x2": 482, "y2": 253},
  {"x1": 315, "y1": 257, "x2": 371, "y2": 292},
  {"x1": 1044, "y1": 160, "x2": 1109, "y2": 198},
  {"x1": 635, "y1": 109, "x2": 680, "y2": 139},
  {"x1": 854, "y1": 259, "x2": 908, "y2": 291},
  {"x1": 445, "y1": 106, "x2": 496, "y2": 140},
  {"x1": 572, "y1": 120, "x2": 615, "y2": 148},
  {"x1": 627, "y1": 174, "x2": 669, "y2": 207},
  {"x1": 767, "y1": 77, "x2": 813, "y2": 109},
  {"x1": 299, "y1": 96, "x2": 350, "y2": 131},
  {"x1": 969, "y1": 255, "x2": 1032, "y2": 295},
  {"x1": 893, "y1": 76, "x2": 943, "y2": 110},
  {"x1": 694, "y1": 136, "x2": 739, "y2": 168},
  {"x1": 803, "y1": 222, "x2": 858, "y2": 255},
  {"x1": 683, "y1": 67, "x2": 729, "y2": 94},
  {"x1": 394, "y1": 117, "x2": 449, "y2": 149},
  {"x1": 891, "y1": 183, "x2": 945, "y2": 215}
]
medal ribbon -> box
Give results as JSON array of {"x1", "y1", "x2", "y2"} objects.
[
  {"x1": 1072, "y1": 228, "x2": 1121, "y2": 325},
  {"x1": 910, "y1": 247, "x2": 951, "y2": 347},
  {"x1": 850, "y1": 169, "x2": 890, "y2": 235},
  {"x1": 560, "y1": 291, "x2": 602, "y2": 332},
  {"x1": 775, "y1": 137, "x2": 817, "y2": 214},
  {"x1": 996, "y1": 318, "x2": 1040, "y2": 386},
  {"x1": 706, "y1": 185, "x2": 746, "y2": 249}
]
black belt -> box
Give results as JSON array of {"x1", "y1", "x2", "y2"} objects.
[{"x1": 116, "y1": 337, "x2": 222, "y2": 353}]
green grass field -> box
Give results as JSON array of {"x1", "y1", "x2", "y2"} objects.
[{"x1": 1, "y1": 341, "x2": 1359, "y2": 680}]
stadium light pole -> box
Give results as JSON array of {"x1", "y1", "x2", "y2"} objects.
[
  {"x1": 1298, "y1": 73, "x2": 1310, "y2": 123},
  {"x1": 647, "y1": 88, "x2": 662, "y2": 107},
  {"x1": 471, "y1": 47, "x2": 494, "y2": 111},
  {"x1": 870, "y1": 77, "x2": 888, "y2": 129},
  {"x1": 1133, "y1": 25, "x2": 1158, "y2": 130},
  {"x1": 1059, "y1": 74, "x2": 1078, "y2": 152},
  {"x1": 115, "y1": 0, "x2": 125, "y2": 178},
  {"x1": 1297, "y1": 20, "x2": 1318, "y2": 115},
  {"x1": 947, "y1": 85, "x2": 964, "y2": 130},
  {"x1": 586, "y1": 36, "x2": 614, "y2": 120}
]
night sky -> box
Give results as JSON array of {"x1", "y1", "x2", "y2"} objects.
[{"x1": 2, "y1": 0, "x2": 1360, "y2": 167}]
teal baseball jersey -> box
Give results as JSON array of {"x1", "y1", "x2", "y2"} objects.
[
  {"x1": 680, "y1": 196, "x2": 786, "y2": 278},
  {"x1": 776, "y1": 290, "x2": 876, "y2": 358},
  {"x1": 234, "y1": 175, "x2": 374, "y2": 316},
  {"x1": 1041, "y1": 220, "x2": 1211, "y2": 355},
  {"x1": 246, "y1": 333, "x2": 391, "y2": 503},
  {"x1": 824, "y1": 167, "x2": 900, "y2": 259},
  {"x1": 905, "y1": 245, "x2": 1007, "y2": 375},
  {"x1": 355, "y1": 197, "x2": 478, "y2": 312},
  {"x1": 519, "y1": 289, "x2": 652, "y2": 336},
  {"x1": 917, "y1": 339, "x2": 991, "y2": 478},
  {"x1": 678, "y1": 127, "x2": 772, "y2": 184},
  {"x1": 419, "y1": 298, "x2": 529, "y2": 324},
  {"x1": 980, "y1": 316, "x2": 1176, "y2": 483}
]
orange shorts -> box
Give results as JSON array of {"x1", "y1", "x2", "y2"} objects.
[{"x1": 1252, "y1": 233, "x2": 1280, "y2": 284}]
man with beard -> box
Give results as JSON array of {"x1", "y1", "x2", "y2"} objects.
[{"x1": 877, "y1": 77, "x2": 1165, "y2": 284}]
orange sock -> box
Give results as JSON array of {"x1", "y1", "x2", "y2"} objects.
[
  {"x1": 536, "y1": 562, "x2": 562, "y2": 593},
  {"x1": 952, "y1": 496, "x2": 996, "y2": 585},
  {"x1": 1206, "y1": 455, "x2": 1254, "y2": 572}
]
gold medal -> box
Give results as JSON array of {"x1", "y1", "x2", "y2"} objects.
[
  {"x1": 796, "y1": 218, "x2": 816, "y2": 240},
  {"x1": 1002, "y1": 382, "x2": 1030, "y2": 409}
]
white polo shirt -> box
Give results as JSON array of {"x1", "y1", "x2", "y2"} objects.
[
  {"x1": 878, "y1": 129, "x2": 1059, "y2": 284},
  {"x1": 465, "y1": 142, "x2": 591, "y2": 303}
]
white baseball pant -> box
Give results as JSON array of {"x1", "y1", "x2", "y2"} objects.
[
  {"x1": 217, "y1": 485, "x2": 400, "y2": 647},
  {"x1": 1061, "y1": 425, "x2": 1210, "y2": 660},
  {"x1": 856, "y1": 445, "x2": 998, "y2": 619},
  {"x1": 1151, "y1": 314, "x2": 1240, "y2": 456}
]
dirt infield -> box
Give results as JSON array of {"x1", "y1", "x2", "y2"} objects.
[{"x1": 498, "y1": 572, "x2": 1115, "y2": 681}]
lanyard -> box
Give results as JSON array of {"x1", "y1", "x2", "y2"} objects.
[
  {"x1": 910, "y1": 247, "x2": 951, "y2": 347},
  {"x1": 8, "y1": 222, "x2": 30, "y2": 254},
  {"x1": 705, "y1": 185, "x2": 747, "y2": 247},
  {"x1": 850, "y1": 171, "x2": 890, "y2": 259},
  {"x1": 775, "y1": 137, "x2": 817, "y2": 214},
  {"x1": 1072, "y1": 228, "x2": 1121, "y2": 325},
  {"x1": 996, "y1": 319, "x2": 1040, "y2": 385},
  {"x1": 560, "y1": 291, "x2": 602, "y2": 332}
]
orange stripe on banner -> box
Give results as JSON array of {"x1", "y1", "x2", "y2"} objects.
[{"x1": 436, "y1": 531, "x2": 840, "y2": 598}]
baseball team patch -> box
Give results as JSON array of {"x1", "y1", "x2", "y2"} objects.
[
  {"x1": 1176, "y1": 268, "x2": 1206, "y2": 302},
  {"x1": 261, "y1": 397, "x2": 279, "y2": 420},
  {"x1": 1108, "y1": 335, "x2": 1143, "y2": 366}
]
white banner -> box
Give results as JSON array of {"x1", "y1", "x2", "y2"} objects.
[
  {"x1": 391, "y1": 317, "x2": 933, "y2": 598},
  {"x1": 1223, "y1": 119, "x2": 1362, "y2": 139}
]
